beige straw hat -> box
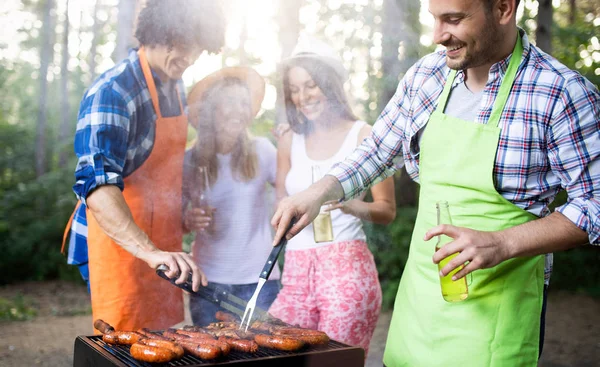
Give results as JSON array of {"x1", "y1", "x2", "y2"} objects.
[
  {"x1": 187, "y1": 66, "x2": 266, "y2": 124},
  {"x1": 282, "y1": 34, "x2": 348, "y2": 82}
]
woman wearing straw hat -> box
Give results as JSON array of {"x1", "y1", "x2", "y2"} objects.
[
  {"x1": 268, "y1": 35, "x2": 396, "y2": 355},
  {"x1": 183, "y1": 66, "x2": 281, "y2": 326}
]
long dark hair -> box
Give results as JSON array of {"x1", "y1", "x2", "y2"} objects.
[
  {"x1": 283, "y1": 57, "x2": 357, "y2": 135},
  {"x1": 188, "y1": 77, "x2": 257, "y2": 187}
]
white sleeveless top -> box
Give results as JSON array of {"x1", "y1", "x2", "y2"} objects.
[{"x1": 285, "y1": 120, "x2": 367, "y2": 250}]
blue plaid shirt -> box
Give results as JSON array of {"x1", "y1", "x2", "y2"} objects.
[
  {"x1": 330, "y1": 31, "x2": 600, "y2": 284},
  {"x1": 67, "y1": 49, "x2": 187, "y2": 269}
]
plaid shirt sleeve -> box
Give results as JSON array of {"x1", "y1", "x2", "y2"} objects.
[
  {"x1": 328, "y1": 68, "x2": 414, "y2": 200},
  {"x1": 551, "y1": 75, "x2": 600, "y2": 245},
  {"x1": 73, "y1": 84, "x2": 131, "y2": 204}
]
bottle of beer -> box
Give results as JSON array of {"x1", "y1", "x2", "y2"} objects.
[
  {"x1": 436, "y1": 201, "x2": 468, "y2": 302},
  {"x1": 312, "y1": 165, "x2": 334, "y2": 243},
  {"x1": 192, "y1": 166, "x2": 213, "y2": 234}
]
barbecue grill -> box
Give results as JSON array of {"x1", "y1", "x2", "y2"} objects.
[{"x1": 74, "y1": 334, "x2": 364, "y2": 367}]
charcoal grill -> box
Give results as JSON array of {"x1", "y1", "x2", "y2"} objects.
[{"x1": 73, "y1": 335, "x2": 364, "y2": 367}]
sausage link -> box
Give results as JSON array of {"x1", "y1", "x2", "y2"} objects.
[
  {"x1": 164, "y1": 329, "x2": 217, "y2": 348},
  {"x1": 272, "y1": 328, "x2": 330, "y2": 345},
  {"x1": 93, "y1": 319, "x2": 115, "y2": 334},
  {"x1": 137, "y1": 328, "x2": 172, "y2": 341},
  {"x1": 130, "y1": 342, "x2": 175, "y2": 363},
  {"x1": 218, "y1": 336, "x2": 259, "y2": 353},
  {"x1": 138, "y1": 338, "x2": 184, "y2": 359},
  {"x1": 162, "y1": 328, "x2": 191, "y2": 341},
  {"x1": 177, "y1": 340, "x2": 223, "y2": 360},
  {"x1": 176, "y1": 329, "x2": 216, "y2": 340},
  {"x1": 102, "y1": 331, "x2": 144, "y2": 345},
  {"x1": 254, "y1": 334, "x2": 305, "y2": 351},
  {"x1": 190, "y1": 338, "x2": 231, "y2": 355}
]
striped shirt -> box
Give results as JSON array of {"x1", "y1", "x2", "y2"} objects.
[
  {"x1": 67, "y1": 48, "x2": 187, "y2": 268},
  {"x1": 330, "y1": 31, "x2": 600, "y2": 265}
]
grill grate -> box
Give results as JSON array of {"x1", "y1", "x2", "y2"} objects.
[{"x1": 75, "y1": 335, "x2": 364, "y2": 367}]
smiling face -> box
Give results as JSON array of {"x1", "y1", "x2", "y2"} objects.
[
  {"x1": 430, "y1": 0, "x2": 504, "y2": 71},
  {"x1": 213, "y1": 83, "x2": 252, "y2": 145},
  {"x1": 148, "y1": 44, "x2": 204, "y2": 81},
  {"x1": 287, "y1": 66, "x2": 329, "y2": 122}
]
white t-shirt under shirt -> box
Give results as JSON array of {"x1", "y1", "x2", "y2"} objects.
[
  {"x1": 285, "y1": 121, "x2": 368, "y2": 251},
  {"x1": 184, "y1": 137, "x2": 281, "y2": 284}
]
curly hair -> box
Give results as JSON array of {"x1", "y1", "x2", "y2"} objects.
[
  {"x1": 134, "y1": 0, "x2": 225, "y2": 53},
  {"x1": 282, "y1": 57, "x2": 357, "y2": 135}
]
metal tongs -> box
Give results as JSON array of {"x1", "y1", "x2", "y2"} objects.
[
  {"x1": 156, "y1": 264, "x2": 268, "y2": 320},
  {"x1": 239, "y1": 218, "x2": 296, "y2": 332}
]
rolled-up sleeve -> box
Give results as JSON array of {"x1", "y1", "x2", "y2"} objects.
[
  {"x1": 551, "y1": 76, "x2": 600, "y2": 245},
  {"x1": 73, "y1": 85, "x2": 131, "y2": 204},
  {"x1": 329, "y1": 73, "x2": 410, "y2": 200}
]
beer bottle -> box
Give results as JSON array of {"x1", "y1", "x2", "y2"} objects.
[
  {"x1": 436, "y1": 201, "x2": 468, "y2": 302},
  {"x1": 312, "y1": 165, "x2": 334, "y2": 242}
]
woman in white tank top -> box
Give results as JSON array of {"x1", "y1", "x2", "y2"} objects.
[{"x1": 269, "y1": 36, "x2": 396, "y2": 356}]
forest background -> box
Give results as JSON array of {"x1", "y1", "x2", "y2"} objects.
[{"x1": 1, "y1": 0, "x2": 599, "y2": 320}]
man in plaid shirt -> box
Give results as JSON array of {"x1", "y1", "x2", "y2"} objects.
[
  {"x1": 272, "y1": 0, "x2": 598, "y2": 365},
  {"x1": 63, "y1": 1, "x2": 226, "y2": 330}
]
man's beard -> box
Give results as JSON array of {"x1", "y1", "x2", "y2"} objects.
[{"x1": 446, "y1": 25, "x2": 502, "y2": 71}]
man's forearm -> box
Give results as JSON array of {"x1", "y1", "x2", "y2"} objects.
[
  {"x1": 86, "y1": 185, "x2": 157, "y2": 257},
  {"x1": 318, "y1": 175, "x2": 345, "y2": 204},
  {"x1": 502, "y1": 211, "x2": 589, "y2": 258}
]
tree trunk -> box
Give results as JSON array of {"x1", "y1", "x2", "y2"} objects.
[
  {"x1": 380, "y1": 0, "x2": 420, "y2": 109},
  {"x1": 89, "y1": 0, "x2": 100, "y2": 81},
  {"x1": 36, "y1": 0, "x2": 55, "y2": 177},
  {"x1": 58, "y1": 0, "x2": 70, "y2": 168},
  {"x1": 275, "y1": 0, "x2": 302, "y2": 125},
  {"x1": 381, "y1": 0, "x2": 421, "y2": 207},
  {"x1": 536, "y1": 0, "x2": 553, "y2": 53},
  {"x1": 569, "y1": 0, "x2": 576, "y2": 25},
  {"x1": 114, "y1": 0, "x2": 138, "y2": 62}
]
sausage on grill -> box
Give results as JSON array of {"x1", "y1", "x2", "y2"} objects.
[
  {"x1": 102, "y1": 331, "x2": 144, "y2": 345},
  {"x1": 93, "y1": 319, "x2": 115, "y2": 334},
  {"x1": 218, "y1": 336, "x2": 259, "y2": 353},
  {"x1": 138, "y1": 338, "x2": 184, "y2": 359},
  {"x1": 137, "y1": 328, "x2": 172, "y2": 341},
  {"x1": 176, "y1": 340, "x2": 223, "y2": 360},
  {"x1": 272, "y1": 327, "x2": 330, "y2": 345},
  {"x1": 130, "y1": 342, "x2": 176, "y2": 363},
  {"x1": 254, "y1": 334, "x2": 305, "y2": 351},
  {"x1": 190, "y1": 338, "x2": 231, "y2": 355},
  {"x1": 176, "y1": 329, "x2": 216, "y2": 340}
]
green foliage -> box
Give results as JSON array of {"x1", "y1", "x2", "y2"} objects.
[
  {"x1": 0, "y1": 294, "x2": 37, "y2": 321},
  {"x1": 364, "y1": 207, "x2": 418, "y2": 310},
  {"x1": 519, "y1": 0, "x2": 600, "y2": 89},
  {"x1": 0, "y1": 120, "x2": 81, "y2": 285},
  {"x1": 551, "y1": 247, "x2": 600, "y2": 297}
]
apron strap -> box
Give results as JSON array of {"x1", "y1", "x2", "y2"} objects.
[
  {"x1": 435, "y1": 69, "x2": 458, "y2": 113},
  {"x1": 488, "y1": 34, "x2": 523, "y2": 128},
  {"x1": 61, "y1": 201, "x2": 81, "y2": 254},
  {"x1": 434, "y1": 33, "x2": 524, "y2": 125},
  {"x1": 138, "y1": 47, "x2": 163, "y2": 119}
]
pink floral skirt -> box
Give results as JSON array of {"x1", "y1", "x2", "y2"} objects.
[{"x1": 268, "y1": 240, "x2": 382, "y2": 356}]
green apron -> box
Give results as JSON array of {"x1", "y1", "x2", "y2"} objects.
[{"x1": 383, "y1": 36, "x2": 545, "y2": 367}]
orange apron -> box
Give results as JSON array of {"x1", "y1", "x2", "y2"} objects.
[{"x1": 85, "y1": 48, "x2": 187, "y2": 331}]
